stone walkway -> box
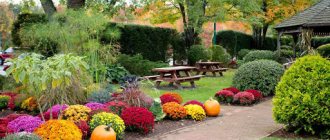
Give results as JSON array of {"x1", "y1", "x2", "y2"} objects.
[{"x1": 146, "y1": 99, "x2": 282, "y2": 140}]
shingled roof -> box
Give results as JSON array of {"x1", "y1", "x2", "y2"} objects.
[{"x1": 275, "y1": 0, "x2": 330, "y2": 29}]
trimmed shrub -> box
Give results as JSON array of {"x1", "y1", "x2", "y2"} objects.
[
  {"x1": 214, "y1": 90, "x2": 235, "y2": 103},
  {"x1": 63, "y1": 105, "x2": 91, "y2": 122},
  {"x1": 89, "y1": 112, "x2": 125, "y2": 138},
  {"x1": 317, "y1": 44, "x2": 330, "y2": 58},
  {"x1": 162, "y1": 102, "x2": 187, "y2": 120},
  {"x1": 121, "y1": 107, "x2": 155, "y2": 134},
  {"x1": 233, "y1": 60, "x2": 284, "y2": 96},
  {"x1": 243, "y1": 50, "x2": 277, "y2": 63},
  {"x1": 187, "y1": 45, "x2": 210, "y2": 65},
  {"x1": 34, "y1": 120, "x2": 82, "y2": 140},
  {"x1": 233, "y1": 92, "x2": 255, "y2": 105},
  {"x1": 184, "y1": 105, "x2": 206, "y2": 121},
  {"x1": 210, "y1": 45, "x2": 231, "y2": 64},
  {"x1": 238, "y1": 49, "x2": 252, "y2": 60},
  {"x1": 273, "y1": 55, "x2": 330, "y2": 138},
  {"x1": 245, "y1": 89, "x2": 263, "y2": 102},
  {"x1": 148, "y1": 99, "x2": 165, "y2": 121},
  {"x1": 117, "y1": 54, "x2": 168, "y2": 76},
  {"x1": 0, "y1": 95, "x2": 10, "y2": 109},
  {"x1": 183, "y1": 100, "x2": 205, "y2": 112},
  {"x1": 7, "y1": 115, "x2": 43, "y2": 133}
]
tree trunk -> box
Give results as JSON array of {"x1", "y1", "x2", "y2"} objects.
[
  {"x1": 67, "y1": 0, "x2": 85, "y2": 9},
  {"x1": 40, "y1": 0, "x2": 57, "y2": 17},
  {"x1": 252, "y1": 25, "x2": 262, "y2": 49}
]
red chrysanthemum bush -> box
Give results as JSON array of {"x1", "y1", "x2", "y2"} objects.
[
  {"x1": 245, "y1": 89, "x2": 263, "y2": 102},
  {"x1": 104, "y1": 101, "x2": 130, "y2": 116},
  {"x1": 161, "y1": 92, "x2": 183, "y2": 104},
  {"x1": 0, "y1": 114, "x2": 27, "y2": 138},
  {"x1": 121, "y1": 107, "x2": 155, "y2": 134},
  {"x1": 1, "y1": 92, "x2": 17, "y2": 109},
  {"x1": 223, "y1": 87, "x2": 240, "y2": 94},
  {"x1": 233, "y1": 92, "x2": 255, "y2": 105},
  {"x1": 214, "y1": 90, "x2": 235, "y2": 103},
  {"x1": 75, "y1": 120, "x2": 90, "y2": 139},
  {"x1": 160, "y1": 94, "x2": 179, "y2": 105},
  {"x1": 183, "y1": 100, "x2": 205, "y2": 111},
  {"x1": 162, "y1": 102, "x2": 187, "y2": 120}
]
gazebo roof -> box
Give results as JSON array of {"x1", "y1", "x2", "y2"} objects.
[{"x1": 275, "y1": 0, "x2": 330, "y2": 30}]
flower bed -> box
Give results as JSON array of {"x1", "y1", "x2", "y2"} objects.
[{"x1": 214, "y1": 86, "x2": 264, "y2": 106}]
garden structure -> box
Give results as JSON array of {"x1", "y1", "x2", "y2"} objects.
[
  {"x1": 275, "y1": 0, "x2": 330, "y2": 58},
  {"x1": 195, "y1": 62, "x2": 228, "y2": 76}
]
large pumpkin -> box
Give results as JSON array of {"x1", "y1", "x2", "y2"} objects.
[
  {"x1": 91, "y1": 125, "x2": 116, "y2": 140},
  {"x1": 204, "y1": 98, "x2": 220, "y2": 116}
]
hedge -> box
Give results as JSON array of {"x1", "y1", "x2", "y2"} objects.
[{"x1": 104, "y1": 23, "x2": 181, "y2": 62}]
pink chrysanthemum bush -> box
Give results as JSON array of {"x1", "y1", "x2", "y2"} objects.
[
  {"x1": 85, "y1": 102, "x2": 106, "y2": 111},
  {"x1": 7, "y1": 115, "x2": 43, "y2": 133},
  {"x1": 222, "y1": 87, "x2": 240, "y2": 94},
  {"x1": 121, "y1": 107, "x2": 155, "y2": 134},
  {"x1": 214, "y1": 90, "x2": 235, "y2": 103},
  {"x1": 233, "y1": 92, "x2": 255, "y2": 105},
  {"x1": 245, "y1": 89, "x2": 263, "y2": 102}
]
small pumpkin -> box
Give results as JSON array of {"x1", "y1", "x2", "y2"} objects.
[
  {"x1": 204, "y1": 98, "x2": 220, "y2": 116},
  {"x1": 91, "y1": 124, "x2": 116, "y2": 140}
]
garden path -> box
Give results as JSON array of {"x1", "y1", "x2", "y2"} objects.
[{"x1": 146, "y1": 99, "x2": 282, "y2": 140}]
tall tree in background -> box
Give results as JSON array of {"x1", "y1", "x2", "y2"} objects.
[
  {"x1": 67, "y1": 0, "x2": 85, "y2": 9},
  {"x1": 251, "y1": 0, "x2": 319, "y2": 49},
  {"x1": 40, "y1": 0, "x2": 57, "y2": 16},
  {"x1": 0, "y1": 2, "x2": 14, "y2": 49},
  {"x1": 147, "y1": 0, "x2": 258, "y2": 50}
]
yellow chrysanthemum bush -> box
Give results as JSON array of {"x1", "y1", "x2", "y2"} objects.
[
  {"x1": 184, "y1": 104, "x2": 206, "y2": 121},
  {"x1": 34, "y1": 120, "x2": 82, "y2": 140},
  {"x1": 89, "y1": 112, "x2": 126, "y2": 138},
  {"x1": 63, "y1": 105, "x2": 91, "y2": 122},
  {"x1": 21, "y1": 97, "x2": 37, "y2": 111}
]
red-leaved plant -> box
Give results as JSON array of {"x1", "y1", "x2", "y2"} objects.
[
  {"x1": 214, "y1": 90, "x2": 235, "y2": 103},
  {"x1": 160, "y1": 94, "x2": 179, "y2": 105},
  {"x1": 104, "y1": 101, "x2": 129, "y2": 116},
  {"x1": 223, "y1": 87, "x2": 240, "y2": 94},
  {"x1": 183, "y1": 100, "x2": 206, "y2": 111},
  {"x1": 233, "y1": 92, "x2": 255, "y2": 105},
  {"x1": 75, "y1": 120, "x2": 90, "y2": 139},
  {"x1": 121, "y1": 107, "x2": 155, "y2": 134},
  {"x1": 245, "y1": 89, "x2": 263, "y2": 102}
]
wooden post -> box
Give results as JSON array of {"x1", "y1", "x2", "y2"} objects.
[
  {"x1": 277, "y1": 32, "x2": 283, "y2": 57},
  {"x1": 292, "y1": 34, "x2": 299, "y2": 58}
]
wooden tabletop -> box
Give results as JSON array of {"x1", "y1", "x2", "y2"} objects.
[
  {"x1": 196, "y1": 62, "x2": 221, "y2": 65},
  {"x1": 152, "y1": 66, "x2": 196, "y2": 72}
]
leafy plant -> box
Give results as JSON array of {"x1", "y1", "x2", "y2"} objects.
[
  {"x1": 210, "y1": 45, "x2": 231, "y2": 64},
  {"x1": 273, "y1": 55, "x2": 330, "y2": 138},
  {"x1": 317, "y1": 44, "x2": 330, "y2": 58},
  {"x1": 0, "y1": 95, "x2": 9, "y2": 109},
  {"x1": 187, "y1": 45, "x2": 210, "y2": 65},
  {"x1": 149, "y1": 98, "x2": 165, "y2": 121},
  {"x1": 106, "y1": 64, "x2": 129, "y2": 83},
  {"x1": 233, "y1": 60, "x2": 284, "y2": 96},
  {"x1": 243, "y1": 50, "x2": 277, "y2": 63}
]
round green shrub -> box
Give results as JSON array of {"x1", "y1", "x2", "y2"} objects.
[
  {"x1": 243, "y1": 50, "x2": 277, "y2": 63},
  {"x1": 210, "y1": 45, "x2": 231, "y2": 64},
  {"x1": 233, "y1": 60, "x2": 284, "y2": 96},
  {"x1": 238, "y1": 49, "x2": 252, "y2": 60},
  {"x1": 273, "y1": 55, "x2": 330, "y2": 138},
  {"x1": 316, "y1": 44, "x2": 330, "y2": 58},
  {"x1": 188, "y1": 45, "x2": 210, "y2": 65}
]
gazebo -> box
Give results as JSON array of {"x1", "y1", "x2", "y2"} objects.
[{"x1": 275, "y1": 0, "x2": 330, "y2": 58}]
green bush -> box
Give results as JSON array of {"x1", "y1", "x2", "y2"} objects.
[
  {"x1": 273, "y1": 55, "x2": 330, "y2": 138},
  {"x1": 210, "y1": 45, "x2": 231, "y2": 64},
  {"x1": 237, "y1": 49, "x2": 252, "y2": 60},
  {"x1": 274, "y1": 49, "x2": 294, "y2": 58},
  {"x1": 105, "y1": 23, "x2": 180, "y2": 62},
  {"x1": 317, "y1": 44, "x2": 330, "y2": 58},
  {"x1": 233, "y1": 60, "x2": 284, "y2": 96},
  {"x1": 312, "y1": 37, "x2": 330, "y2": 48},
  {"x1": 117, "y1": 54, "x2": 168, "y2": 76},
  {"x1": 106, "y1": 64, "x2": 130, "y2": 83},
  {"x1": 11, "y1": 13, "x2": 47, "y2": 47},
  {"x1": 3, "y1": 132, "x2": 41, "y2": 140},
  {"x1": 0, "y1": 95, "x2": 10, "y2": 109},
  {"x1": 187, "y1": 45, "x2": 210, "y2": 65},
  {"x1": 243, "y1": 50, "x2": 277, "y2": 63}
]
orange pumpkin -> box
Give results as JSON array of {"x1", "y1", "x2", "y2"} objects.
[
  {"x1": 91, "y1": 125, "x2": 116, "y2": 140},
  {"x1": 204, "y1": 98, "x2": 220, "y2": 116}
]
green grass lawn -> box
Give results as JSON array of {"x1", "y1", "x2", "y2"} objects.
[{"x1": 140, "y1": 69, "x2": 235, "y2": 103}]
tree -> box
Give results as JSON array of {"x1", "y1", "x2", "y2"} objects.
[
  {"x1": 147, "y1": 0, "x2": 258, "y2": 51},
  {"x1": 0, "y1": 2, "x2": 14, "y2": 49},
  {"x1": 40, "y1": 0, "x2": 57, "y2": 16},
  {"x1": 250, "y1": 0, "x2": 319, "y2": 49}
]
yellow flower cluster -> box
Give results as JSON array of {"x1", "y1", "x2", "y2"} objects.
[
  {"x1": 21, "y1": 97, "x2": 37, "y2": 111},
  {"x1": 63, "y1": 105, "x2": 91, "y2": 122},
  {"x1": 34, "y1": 120, "x2": 82, "y2": 140},
  {"x1": 89, "y1": 112, "x2": 126, "y2": 137},
  {"x1": 184, "y1": 105, "x2": 206, "y2": 121}
]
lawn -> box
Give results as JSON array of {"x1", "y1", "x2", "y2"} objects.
[{"x1": 140, "y1": 69, "x2": 235, "y2": 102}]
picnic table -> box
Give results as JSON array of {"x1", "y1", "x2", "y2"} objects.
[
  {"x1": 195, "y1": 62, "x2": 229, "y2": 76},
  {"x1": 152, "y1": 66, "x2": 203, "y2": 88}
]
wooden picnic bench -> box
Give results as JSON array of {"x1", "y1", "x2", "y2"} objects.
[
  {"x1": 195, "y1": 62, "x2": 229, "y2": 76},
  {"x1": 152, "y1": 66, "x2": 203, "y2": 89}
]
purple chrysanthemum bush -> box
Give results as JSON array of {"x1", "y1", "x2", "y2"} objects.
[
  {"x1": 84, "y1": 102, "x2": 106, "y2": 111},
  {"x1": 7, "y1": 115, "x2": 44, "y2": 133}
]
